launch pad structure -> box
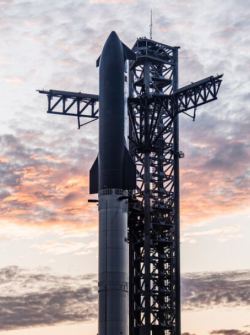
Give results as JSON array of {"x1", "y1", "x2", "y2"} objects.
[{"x1": 39, "y1": 34, "x2": 222, "y2": 335}]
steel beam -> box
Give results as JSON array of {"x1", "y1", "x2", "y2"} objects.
[
  {"x1": 37, "y1": 89, "x2": 99, "y2": 128},
  {"x1": 172, "y1": 47, "x2": 180, "y2": 335}
]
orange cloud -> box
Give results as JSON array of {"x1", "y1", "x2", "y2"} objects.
[
  {"x1": 30, "y1": 153, "x2": 64, "y2": 163},
  {"x1": 0, "y1": 132, "x2": 98, "y2": 237},
  {"x1": 1, "y1": 126, "x2": 249, "y2": 239},
  {"x1": 180, "y1": 163, "x2": 250, "y2": 227}
]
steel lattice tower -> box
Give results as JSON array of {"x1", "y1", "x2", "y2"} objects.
[{"x1": 128, "y1": 38, "x2": 180, "y2": 335}]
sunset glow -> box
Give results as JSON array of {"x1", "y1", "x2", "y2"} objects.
[{"x1": 0, "y1": 0, "x2": 249, "y2": 335}]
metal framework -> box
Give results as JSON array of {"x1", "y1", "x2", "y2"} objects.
[
  {"x1": 38, "y1": 36, "x2": 223, "y2": 335},
  {"x1": 38, "y1": 89, "x2": 99, "y2": 128},
  {"x1": 127, "y1": 38, "x2": 222, "y2": 335}
]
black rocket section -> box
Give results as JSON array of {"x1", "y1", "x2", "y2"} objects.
[{"x1": 90, "y1": 31, "x2": 136, "y2": 194}]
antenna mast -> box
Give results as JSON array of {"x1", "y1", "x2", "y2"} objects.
[{"x1": 150, "y1": 10, "x2": 153, "y2": 39}]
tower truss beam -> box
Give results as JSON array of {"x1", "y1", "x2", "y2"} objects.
[
  {"x1": 128, "y1": 74, "x2": 223, "y2": 151},
  {"x1": 38, "y1": 89, "x2": 99, "y2": 128},
  {"x1": 173, "y1": 74, "x2": 223, "y2": 114}
]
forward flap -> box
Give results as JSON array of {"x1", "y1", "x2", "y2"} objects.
[{"x1": 122, "y1": 42, "x2": 136, "y2": 61}]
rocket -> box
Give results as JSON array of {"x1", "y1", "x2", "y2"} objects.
[{"x1": 89, "y1": 32, "x2": 136, "y2": 335}]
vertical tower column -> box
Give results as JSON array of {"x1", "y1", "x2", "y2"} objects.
[
  {"x1": 143, "y1": 60, "x2": 152, "y2": 333},
  {"x1": 172, "y1": 49, "x2": 180, "y2": 335},
  {"x1": 128, "y1": 38, "x2": 180, "y2": 335}
]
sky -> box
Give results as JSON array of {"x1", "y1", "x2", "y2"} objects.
[{"x1": 0, "y1": 0, "x2": 249, "y2": 334}]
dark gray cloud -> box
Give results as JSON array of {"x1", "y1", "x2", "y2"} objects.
[
  {"x1": 182, "y1": 270, "x2": 250, "y2": 310},
  {"x1": 0, "y1": 266, "x2": 97, "y2": 330},
  {"x1": 1, "y1": 266, "x2": 250, "y2": 331}
]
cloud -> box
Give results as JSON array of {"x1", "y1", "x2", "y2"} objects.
[
  {"x1": 0, "y1": 0, "x2": 249, "y2": 243},
  {"x1": 31, "y1": 240, "x2": 98, "y2": 255},
  {"x1": 58, "y1": 58, "x2": 77, "y2": 67},
  {"x1": 0, "y1": 266, "x2": 97, "y2": 331},
  {"x1": 181, "y1": 225, "x2": 243, "y2": 243},
  {"x1": 182, "y1": 329, "x2": 250, "y2": 335},
  {"x1": 0, "y1": 2, "x2": 249, "y2": 335},
  {"x1": 211, "y1": 330, "x2": 250, "y2": 335},
  {"x1": 5, "y1": 76, "x2": 24, "y2": 84},
  {"x1": 1, "y1": 266, "x2": 250, "y2": 331},
  {"x1": 179, "y1": 111, "x2": 250, "y2": 227},
  {"x1": 0, "y1": 130, "x2": 98, "y2": 238},
  {"x1": 182, "y1": 269, "x2": 250, "y2": 310},
  {"x1": 1, "y1": 111, "x2": 249, "y2": 240},
  {"x1": 0, "y1": 0, "x2": 13, "y2": 6}
]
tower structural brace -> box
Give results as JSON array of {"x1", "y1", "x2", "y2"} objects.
[{"x1": 38, "y1": 35, "x2": 223, "y2": 335}]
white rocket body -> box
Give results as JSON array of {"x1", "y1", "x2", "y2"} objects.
[{"x1": 98, "y1": 190, "x2": 128, "y2": 335}]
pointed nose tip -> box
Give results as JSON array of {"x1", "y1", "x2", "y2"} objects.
[
  {"x1": 110, "y1": 31, "x2": 118, "y2": 37},
  {"x1": 107, "y1": 31, "x2": 120, "y2": 42}
]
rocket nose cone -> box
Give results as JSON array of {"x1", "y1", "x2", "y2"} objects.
[
  {"x1": 100, "y1": 31, "x2": 123, "y2": 66},
  {"x1": 107, "y1": 31, "x2": 120, "y2": 43},
  {"x1": 109, "y1": 31, "x2": 118, "y2": 38}
]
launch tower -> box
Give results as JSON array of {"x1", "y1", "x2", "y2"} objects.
[
  {"x1": 127, "y1": 37, "x2": 222, "y2": 335},
  {"x1": 127, "y1": 38, "x2": 180, "y2": 335}
]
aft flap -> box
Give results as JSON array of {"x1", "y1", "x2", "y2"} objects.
[
  {"x1": 123, "y1": 146, "x2": 136, "y2": 190},
  {"x1": 89, "y1": 156, "x2": 99, "y2": 194},
  {"x1": 122, "y1": 42, "x2": 136, "y2": 61}
]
